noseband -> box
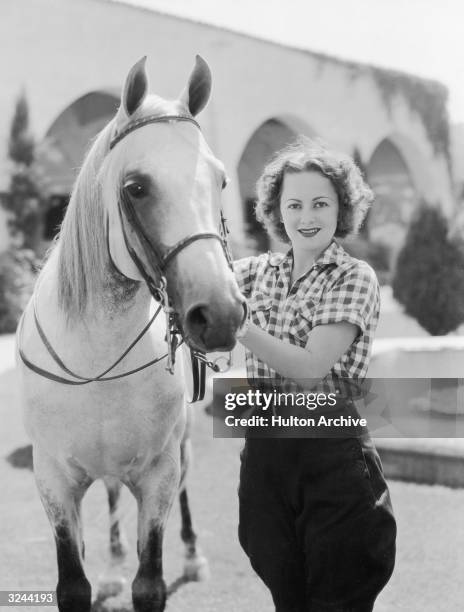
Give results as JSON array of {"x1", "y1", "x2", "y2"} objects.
[{"x1": 18, "y1": 113, "x2": 234, "y2": 400}]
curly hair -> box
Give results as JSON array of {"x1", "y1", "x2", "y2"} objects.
[{"x1": 255, "y1": 137, "x2": 374, "y2": 243}]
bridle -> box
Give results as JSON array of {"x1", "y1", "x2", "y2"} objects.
[
  {"x1": 113, "y1": 115, "x2": 234, "y2": 374},
  {"x1": 18, "y1": 113, "x2": 234, "y2": 401}
]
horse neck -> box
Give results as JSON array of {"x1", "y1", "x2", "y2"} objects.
[{"x1": 41, "y1": 247, "x2": 153, "y2": 344}]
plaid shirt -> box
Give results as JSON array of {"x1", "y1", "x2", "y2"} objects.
[{"x1": 233, "y1": 240, "x2": 380, "y2": 395}]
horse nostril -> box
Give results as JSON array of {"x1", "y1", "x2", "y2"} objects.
[
  {"x1": 186, "y1": 305, "x2": 209, "y2": 339},
  {"x1": 185, "y1": 300, "x2": 243, "y2": 352}
]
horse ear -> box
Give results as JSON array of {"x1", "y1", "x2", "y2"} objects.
[
  {"x1": 121, "y1": 56, "x2": 148, "y2": 117},
  {"x1": 179, "y1": 55, "x2": 212, "y2": 117}
]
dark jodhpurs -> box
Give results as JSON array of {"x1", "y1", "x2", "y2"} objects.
[{"x1": 238, "y1": 433, "x2": 396, "y2": 612}]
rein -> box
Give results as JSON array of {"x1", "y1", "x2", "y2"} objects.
[
  {"x1": 17, "y1": 303, "x2": 169, "y2": 385},
  {"x1": 18, "y1": 113, "x2": 233, "y2": 400}
]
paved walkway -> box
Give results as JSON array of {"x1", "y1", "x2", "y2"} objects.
[
  {"x1": 1, "y1": 396, "x2": 463, "y2": 612},
  {"x1": 2, "y1": 309, "x2": 464, "y2": 610}
]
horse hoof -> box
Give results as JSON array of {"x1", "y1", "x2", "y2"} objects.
[
  {"x1": 96, "y1": 574, "x2": 127, "y2": 600},
  {"x1": 183, "y1": 555, "x2": 210, "y2": 581}
]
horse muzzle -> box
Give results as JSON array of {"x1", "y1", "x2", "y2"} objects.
[{"x1": 183, "y1": 297, "x2": 247, "y2": 352}]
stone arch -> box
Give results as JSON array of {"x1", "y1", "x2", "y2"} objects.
[
  {"x1": 38, "y1": 90, "x2": 119, "y2": 240},
  {"x1": 366, "y1": 134, "x2": 425, "y2": 261},
  {"x1": 236, "y1": 115, "x2": 317, "y2": 254}
]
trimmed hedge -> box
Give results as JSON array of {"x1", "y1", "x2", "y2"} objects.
[{"x1": 392, "y1": 204, "x2": 464, "y2": 335}]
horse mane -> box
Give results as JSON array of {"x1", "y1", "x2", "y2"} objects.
[
  {"x1": 56, "y1": 120, "x2": 115, "y2": 320},
  {"x1": 55, "y1": 96, "x2": 184, "y2": 321}
]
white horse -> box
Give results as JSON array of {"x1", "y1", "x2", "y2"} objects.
[{"x1": 17, "y1": 56, "x2": 245, "y2": 612}]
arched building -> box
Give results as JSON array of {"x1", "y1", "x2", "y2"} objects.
[{"x1": 0, "y1": 0, "x2": 456, "y2": 262}]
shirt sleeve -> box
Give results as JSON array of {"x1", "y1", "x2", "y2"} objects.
[
  {"x1": 232, "y1": 256, "x2": 258, "y2": 297},
  {"x1": 312, "y1": 262, "x2": 380, "y2": 334}
]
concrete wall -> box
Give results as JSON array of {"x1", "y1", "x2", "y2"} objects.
[
  {"x1": 452, "y1": 124, "x2": 464, "y2": 191},
  {"x1": 0, "y1": 0, "x2": 455, "y2": 252}
]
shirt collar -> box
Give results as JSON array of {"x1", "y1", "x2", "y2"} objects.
[
  {"x1": 270, "y1": 239, "x2": 348, "y2": 272},
  {"x1": 313, "y1": 239, "x2": 348, "y2": 268}
]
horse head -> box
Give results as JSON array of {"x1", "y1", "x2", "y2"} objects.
[{"x1": 103, "y1": 57, "x2": 246, "y2": 352}]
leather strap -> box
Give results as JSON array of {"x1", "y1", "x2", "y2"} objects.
[
  {"x1": 33, "y1": 298, "x2": 162, "y2": 382},
  {"x1": 17, "y1": 310, "x2": 173, "y2": 385},
  {"x1": 188, "y1": 351, "x2": 207, "y2": 403},
  {"x1": 162, "y1": 232, "x2": 225, "y2": 270},
  {"x1": 110, "y1": 115, "x2": 201, "y2": 150}
]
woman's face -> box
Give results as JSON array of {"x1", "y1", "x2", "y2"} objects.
[{"x1": 279, "y1": 169, "x2": 339, "y2": 258}]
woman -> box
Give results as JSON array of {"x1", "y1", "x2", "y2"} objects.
[{"x1": 234, "y1": 138, "x2": 396, "y2": 612}]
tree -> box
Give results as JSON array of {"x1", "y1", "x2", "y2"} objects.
[
  {"x1": 9, "y1": 93, "x2": 35, "y2": 165},
  {"x1": 3, "y1": 92, "x2": 44, "y2": 251},
  {"x1": 392, "y1": 202, "x2": 464, "y2": 335}
]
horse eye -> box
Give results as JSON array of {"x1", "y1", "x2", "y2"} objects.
[
  {"x1": 124, "y1": 182, "x2": 146, "y2": 199},
  {"x1": 222, "y1": 176, "x2": 230, "y2": 190}
]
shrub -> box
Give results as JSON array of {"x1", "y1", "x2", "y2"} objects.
[
  {"x1": 392, "y1": 203, "x2": 464, "y2": 335},
  {"x1": 0, "y1": 248, "x2": 37, "y2": 334}
]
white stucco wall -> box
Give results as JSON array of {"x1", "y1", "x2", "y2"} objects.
[
  {"x1": 0, "y1": 0, "x2": 455, "y2": 250},
  {"x1": 452, "y1": 124, "x2": 464, "y2": 186}
]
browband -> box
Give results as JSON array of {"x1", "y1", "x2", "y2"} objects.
[{"x1": 109, "y1": 114, "x2": 201, "y2": 150}]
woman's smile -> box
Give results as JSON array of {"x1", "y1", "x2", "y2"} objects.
[{"x1": 297, "y1": 227, "x2": 321, "y2": 237}]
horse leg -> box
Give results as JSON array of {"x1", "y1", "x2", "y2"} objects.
[
  {"x1": 105, "y1": 476, "x2": 129, "y2": 557},
  {"x1": 129, "y1": 451, "x2": 181, "y2": 612},
  {"x1": 179, "y1": 438, "x2": 210, "y2": 581},
  {"x1": 33, "y1": 447, "x2": 92, "y2": 612},
  {"x1": 96, "y1": 477, "x2": 129, "y2": 601}
]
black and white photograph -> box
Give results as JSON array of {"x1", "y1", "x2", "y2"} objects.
[{"x1": 1, "y1": 1, "x2": 464, "y2": 610}]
